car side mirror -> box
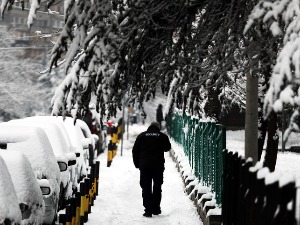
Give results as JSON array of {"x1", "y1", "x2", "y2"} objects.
[
  {"x1": 58, "y1": 161, "x2": 68, "y2": 172},
  {"x1": 40, "y1": 186, "x2": 51, "y2": 195},
  {"x1": 38, "y1": 179, "x2": 51, "y2": 195},
  {"x1": 68, "y1": 159, "x2": 76, "y2": 166},
  {"x1": 0, "y1": 143, "x2": 7, "y2": 149},
  {"x1": 19, "y1": 203, "x2": 29, "y2": 212}
]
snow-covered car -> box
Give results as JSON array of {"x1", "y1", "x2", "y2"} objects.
[
  {"x1": 0, "y1": 151, "x2": 45, "y2": 224},
  {"x1": 56, "y1": 117, "x2": 92, "y2": 174},
  {"x1": 73, "y1": 118, "x2": 98, "y2": 165},
  {"x1": 6, "y1": 119, "x2": 78, "y2": 210},
  {"x1": 0, "y1": 154, "x2": 22, "y2": 225},
  {"x1": 0, "y1": 125, "x2": 61, "y2": 225},
  {"x1": 21, "y1": 116, "x2": 91, "y2": 184}
]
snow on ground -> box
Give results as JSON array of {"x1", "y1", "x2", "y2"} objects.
[
  {"x1": 83, "y1": 89, "x2": 300, "y2": 224},
  {"x1": 226, "y1": 129, "x2": 300, "y2": 187},
  {"x1": 86, "y1": 124, "x2": 203, "y2": 225},
  {"x1": 84, "y1": 125, "x2": 300, "y2": 225}
]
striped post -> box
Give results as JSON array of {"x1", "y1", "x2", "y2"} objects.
[
  {"x1": 95, "y1": 161, "x2": 100, "y2": 196},
  {"x1": 66, "y1": 205, "x2": 72, "y2": 225},
  {"x1": 75, "y1": 192, "x2": 81, "y2": 225},
  {"x1": 80, "y1": 182, "x2": 85, "y2": 225}
]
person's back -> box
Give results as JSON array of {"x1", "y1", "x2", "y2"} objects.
[
  {"x1": 132, "y1": 122, "x2": 171, "y2": 217},
  {"x1": 133, "y1": 124, "x2": 170, "y2": 169}
]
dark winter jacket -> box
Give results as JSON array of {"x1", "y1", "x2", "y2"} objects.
[
  {"x1": 132, "y1": 125, "x2": 171, "y2": 169},
  {"x1": 156, "y1": 105, "x2": 164, "y2": 123}
]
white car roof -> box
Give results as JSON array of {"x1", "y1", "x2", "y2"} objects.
[
  {"x1": 0, "y1": 151, "x2": 44, "y2": 221},
  {"x1": 57, "y1": 117, "x2": 87, "y2": 151},
  {"x1": 22, "y1": 116, "x2": 73, "y2": 149},
  {"x1": 7, "y1": 119, "x2": 71, "y2": 157},
  {"x1": 0, "y1": 155, "x2": 22, "y2": 223},
  {"x1": 0, "y1": 125, "x2": 60, "y2": 186},
  {"x1": 24, "y1": 116, "x2": 86, "y2": 150},
  {"x1": 20, "y1": 116, "x2": 88, "y2": 178}
]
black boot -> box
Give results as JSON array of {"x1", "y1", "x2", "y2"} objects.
[{"x1": 143, "y1": 212, "x2": 152, "y2": 217}]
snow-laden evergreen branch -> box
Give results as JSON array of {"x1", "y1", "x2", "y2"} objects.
[{"x1": 245, "y1": 0, "x2": 300, "y2": 138}]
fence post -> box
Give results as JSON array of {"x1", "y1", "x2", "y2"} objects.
[
  {"x1": 95, "y1": 160, "x2": 100, "y2": 196},
  {"x1": 272, "y1": 181, "x2": 296, "y2": 225},
  {"x1": 227, "y1": 152, "x2": 238, "y2": 224},
  {"x1": 194, "y1": 121, "x2": 200, "y2": 180},
  {"x1": 71, "y1": 197, "x2": 76, "y2": 225},
  {"x1": 215, "y1": 125, "x2": 225, "y2": 205},
  {"x1": 84, "y1": 178, "x2": 91, "y2": 218},
  {"x1": 203, "y1": 122, "x2": 210, "y2": 186},
  {"x1": 261, "y1": 180, "x2": 280, "y2": 225},
  {"x1": 199, "y1": 122, "x2": 204, "y2": 182},
  {"x1": 236, "y1": 158, "x2": 252, "y2": 225},
  {"x1": 59, "y1": 214, "x2": 66, "y2": 225},
  {"x1": 66, "y1": 205, "x2": 72, "y2": 225},
  {"x1": 222, "y1": 149, "x2": 231, "y2": 225},
  {"x1": 80, "y1": 182, "x2": 85, "y2": 225},
  {"x1": 90, "y1": 164, "x2": 95, "y2": 203},
  {"x1": 75, "y1": 192, "x2": 81, "y2": 225}
]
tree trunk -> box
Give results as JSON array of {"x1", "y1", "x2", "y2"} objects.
[{"x1": 245, "y1": 72, "x2": 258, "y2": 162}]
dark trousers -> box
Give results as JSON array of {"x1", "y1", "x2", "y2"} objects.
[{"x1": 139, "y1": 168, "x2": 164, "y2": 213}]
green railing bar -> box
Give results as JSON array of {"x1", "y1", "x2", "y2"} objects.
[{"x1": 166, "y1": 110, "x2": 226, "y2": 206}]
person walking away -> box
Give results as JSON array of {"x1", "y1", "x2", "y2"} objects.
[
  {"x1": 132, "y1": 122, "x2": 171, "y2": 217},
  {"x1": 156, "y1": 104, "x2": 164, "y2": 129}
]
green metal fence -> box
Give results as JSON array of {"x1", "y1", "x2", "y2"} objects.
[{"x1": 166, "y1": 109, "x2": 226, "y2": 205}]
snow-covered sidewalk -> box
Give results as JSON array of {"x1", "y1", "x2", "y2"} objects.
[{"x1": 86, "y1": 124, "x2": 203, "y2": 225}]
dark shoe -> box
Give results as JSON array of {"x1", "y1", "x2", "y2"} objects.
[
  {"x1": 152, "y1": 209, "x2": 161, "y2": 215},
  {"x1": 143, "y1": 212, "x2": 152, "y2": 217}
]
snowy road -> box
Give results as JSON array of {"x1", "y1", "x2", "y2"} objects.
[{"x1": 86, "y1": 124, "x2": 203, "y2": 225}]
